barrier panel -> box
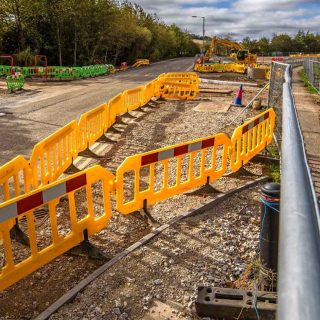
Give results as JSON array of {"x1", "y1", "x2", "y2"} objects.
[
  {"x1": 143, "y1": 80, "x2": 156, "y2": 104},
  {"x1": 158, "y1": 82, "x2": 198, "y2": 100},
  {"x1": 0, "y1": 156, "x2": 33, "y2": 203},
  {"x1": 6, "y1": 73, "x2": 25, "y2": 92},
  {"x1": 0, "y1": 64, "x2": 108, "y2": 80},
  {"x1": 107, "y1": 93, "x2": 124, "y2": 127},
  {"x1": 116, "y1": 133, "x2": 231, "y2": 214},
  {"x1": 30, "y1": 121, "x2": 79, "y2": 188},
  {"x1": 132, "y1": 59, "x2": 150, "y2": 68},
  {"x1": 0, "y1": 166, "x2": 115, "y2": 291},
  {"x1": 229, "y1": 108, "x2": 275, "y2": 172},
  {"x1": 194, "y1": 63, "x2": 246, "y2": 74},
  {"x1": 78, "y1": 103, "x2": 108, "y2": 152},
  {"x1": 158, "y1": 72, "x2": 200, "y2": 85},
  {"x1": 123, "y1": 86, "x2": 146, "y2": 112}
]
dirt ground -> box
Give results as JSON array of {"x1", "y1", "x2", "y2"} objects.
[{"x1": 0, "y1": 75, "x2": 271, "y2": 320}]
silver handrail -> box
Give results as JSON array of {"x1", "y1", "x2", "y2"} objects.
[{"x1": 278, "y1": 63, "x2": 320, "y2": 320}]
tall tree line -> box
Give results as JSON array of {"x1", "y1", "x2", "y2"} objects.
[
  {"x1": 0, "y1": 0, "x2": 199, "y2": 66},
  {"x1": 241, "y1": 31, "x2": 320, "y2": 54}
]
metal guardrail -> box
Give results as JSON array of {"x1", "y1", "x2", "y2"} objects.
[{"x1": 277, "y1": 62, "x2": 320, "y2": 320}]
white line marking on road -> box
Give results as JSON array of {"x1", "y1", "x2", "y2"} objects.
[{"x1": 186, "y1": 64, "x2": 194, "y2": 71}]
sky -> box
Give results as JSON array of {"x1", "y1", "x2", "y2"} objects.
[{"x1": 130, "y1": 0, "x2": 320, "y2": 40}]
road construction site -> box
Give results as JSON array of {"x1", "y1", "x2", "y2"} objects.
[
  {"x1": 0, "y1": 58, "x2": 278, "y2": 320},
  {"x1": 0, "y1": 54, "x2": 319, "y2": 320}
]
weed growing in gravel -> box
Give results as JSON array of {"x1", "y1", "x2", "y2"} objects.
[
  {"x1": 299, "y1": 70, "x2": 318, "y2": 94},
  {"x1": 268, "y1": 163, "x2": 280, "y2": 183}
]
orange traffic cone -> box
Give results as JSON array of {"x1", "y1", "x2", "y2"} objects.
[{"x1": 231, "y1": 84, "x2": 244, "y2": 107}]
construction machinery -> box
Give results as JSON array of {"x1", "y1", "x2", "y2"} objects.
[{"x1": 204, "y1": 37, "x2": 257, "y2": 64}]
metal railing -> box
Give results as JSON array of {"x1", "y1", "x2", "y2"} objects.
[
  {"x1": 303, "y1": 59, "x2": 320, "y2": 93},
  {"x1": 275, "y1": 62, "x2": 320, "y2": 320},
  {"x1": 267, "y1": 62, "x2": 288, "y2": 147}
]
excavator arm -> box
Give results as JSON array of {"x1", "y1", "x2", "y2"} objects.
[{"x1": 205, "y1": 37, "x2": 243, "y2": 59}]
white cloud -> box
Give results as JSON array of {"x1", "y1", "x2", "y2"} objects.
[{"x1": 129, "y1": 0, "x2": 320, "y2": 40}]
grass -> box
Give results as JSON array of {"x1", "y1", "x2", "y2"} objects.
[
  {"x1": 267, "y1": 163, "x2": 280, "y2": 183},
  {"x1": 266, "y1": 144, "x2": 280, "y2": 159},
  {"x1": 298, "y1": 70, "x2": 319, "y2": 94}
]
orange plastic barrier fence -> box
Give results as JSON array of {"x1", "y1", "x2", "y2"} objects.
[
  {"x1": 0, "y1": 166, "x2": 115, "y2": 291},
  {"x1": 144, "y1": 79, "x2": 156, "y2": 104},
  {"x1": 123, "y1": 86, "x2": 145, "y2": 112},
  {"x1": 0, "y1": 156, "x2": 33, "y2": 203},
  {"x1": 116, "y1": 133, "x2": 231, "y2": 214},
  {"x1": 30, "y1": 121, "x2": 78, "y2": 187},
  {"x1": 107, "y1": 93, "x2": 124, "y2": 127},
  {"x1": 229, "y1": 108, "x2": 275, "y2": 172},
  {"x1": 158, "y1": 82, "x2": 198, "y2": 100},
  {"x1": 0, "y1": 73, "x2": 200, "y2": 203},
  {"x1": 78, "y1": 103, "x2": 108, "y2": 152}
]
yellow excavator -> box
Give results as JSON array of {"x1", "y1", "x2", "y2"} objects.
[{"x1": 204, "y1": 37, "x2": 257, "y2": 64}]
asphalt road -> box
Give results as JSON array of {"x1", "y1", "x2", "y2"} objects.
[{"x1": 0, "y1": 57, "x2": 195, "y2": 165}]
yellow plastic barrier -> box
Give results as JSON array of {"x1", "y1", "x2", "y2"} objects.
[
  {"x1": 107, "y1": 93, "x2": 124, "y2": 128},
  {"x1": 0, "y1": 166, "x2": 115, "y2": 291},
  {"x1": 132, "y1": 59, "x2": 150, "y2": 68},
  {"x1": 144, "y1": 80, "x2": 156, "y2": 104},
  {"x1": 0, "y1": 156, "x2": 33, "y2": 203},
  {"x1": 0, "y1": 156, "x2": 33, "y2": 239},
  {"x1": 194, "y1": 63, "x2": 246, "y2": 74},
  {"x1": 116, "y1": 133, "x2": 231, "y2": 214},
  {"x1": 158, "y1": 72, "x2": 200, "y2": 85},
  {"x1": 30, "y1": 121, "x2": 78, "y2": 188},
  {"x1": 78, "y1": 103, "x2": 108, "y2": 152},
  {"x1": 123, "y1": 86, "x2": 145, "y2": 112},
  {"x1": 289, "y1": 53, "x2": 320, "y2": 58},
  {"x1": 158, "y1": 82, "x2": 199, "y2": 100},
  {"x1": 229, "y1": 108, "x2": 275, "y2": 172}
]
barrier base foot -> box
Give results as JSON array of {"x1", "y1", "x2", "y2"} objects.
[
  {"x1": 69, "y1": 229, "x2": 111, "y2": 261},
  {"x1": 108, "y1": 126, "x2": 124, "y2": 134},
  {"x1": 122, "y1": 112, "x2": 137, "y2": 119},
  {"x1": 65, "y1": 163, "x2": 81, "y2": 174},
  {"x1": 78, "y1": 148, "x2": 103, "y2": 159},
  {"x1": 98, "y1": 134, "x2": 117, "y2": 144},
  {"x1": 10, "y1": 223, "x2": 30, "y2": 246},
  {"x1": 142, "y1": 200, "x2": 160, "y2": 228},
  {"x1": 115, "y1": 116, "x2": 127, "y2": 126},
  {"x1": 195, "y1": 286, "x2": 277, "y2": 319}
]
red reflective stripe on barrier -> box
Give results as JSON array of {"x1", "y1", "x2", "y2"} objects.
[
  {"x1": 242, "y1": 125, "x2": 249, "y2": 134},
  {"x1": 17, "y1": 192, "x2": 43, "y2": 215},
  {"x1": 254, "y1": 119, "x2": 260, "y2": 126},
  {"x1": 141, "y1": 153, "x2": 158, "y2": 166},
  {"x1": 202, "y1": 137, "x2": 215, "y2": 148},
  {"x1": 66, "y1": 174, "x2": 87, "y2": 192},
  {"x1": 174, "y1": 145, "x2": 188, "y2": 156},
  {"x1": 264, "y1": 113, "x2": 269, "y2": 120}
]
